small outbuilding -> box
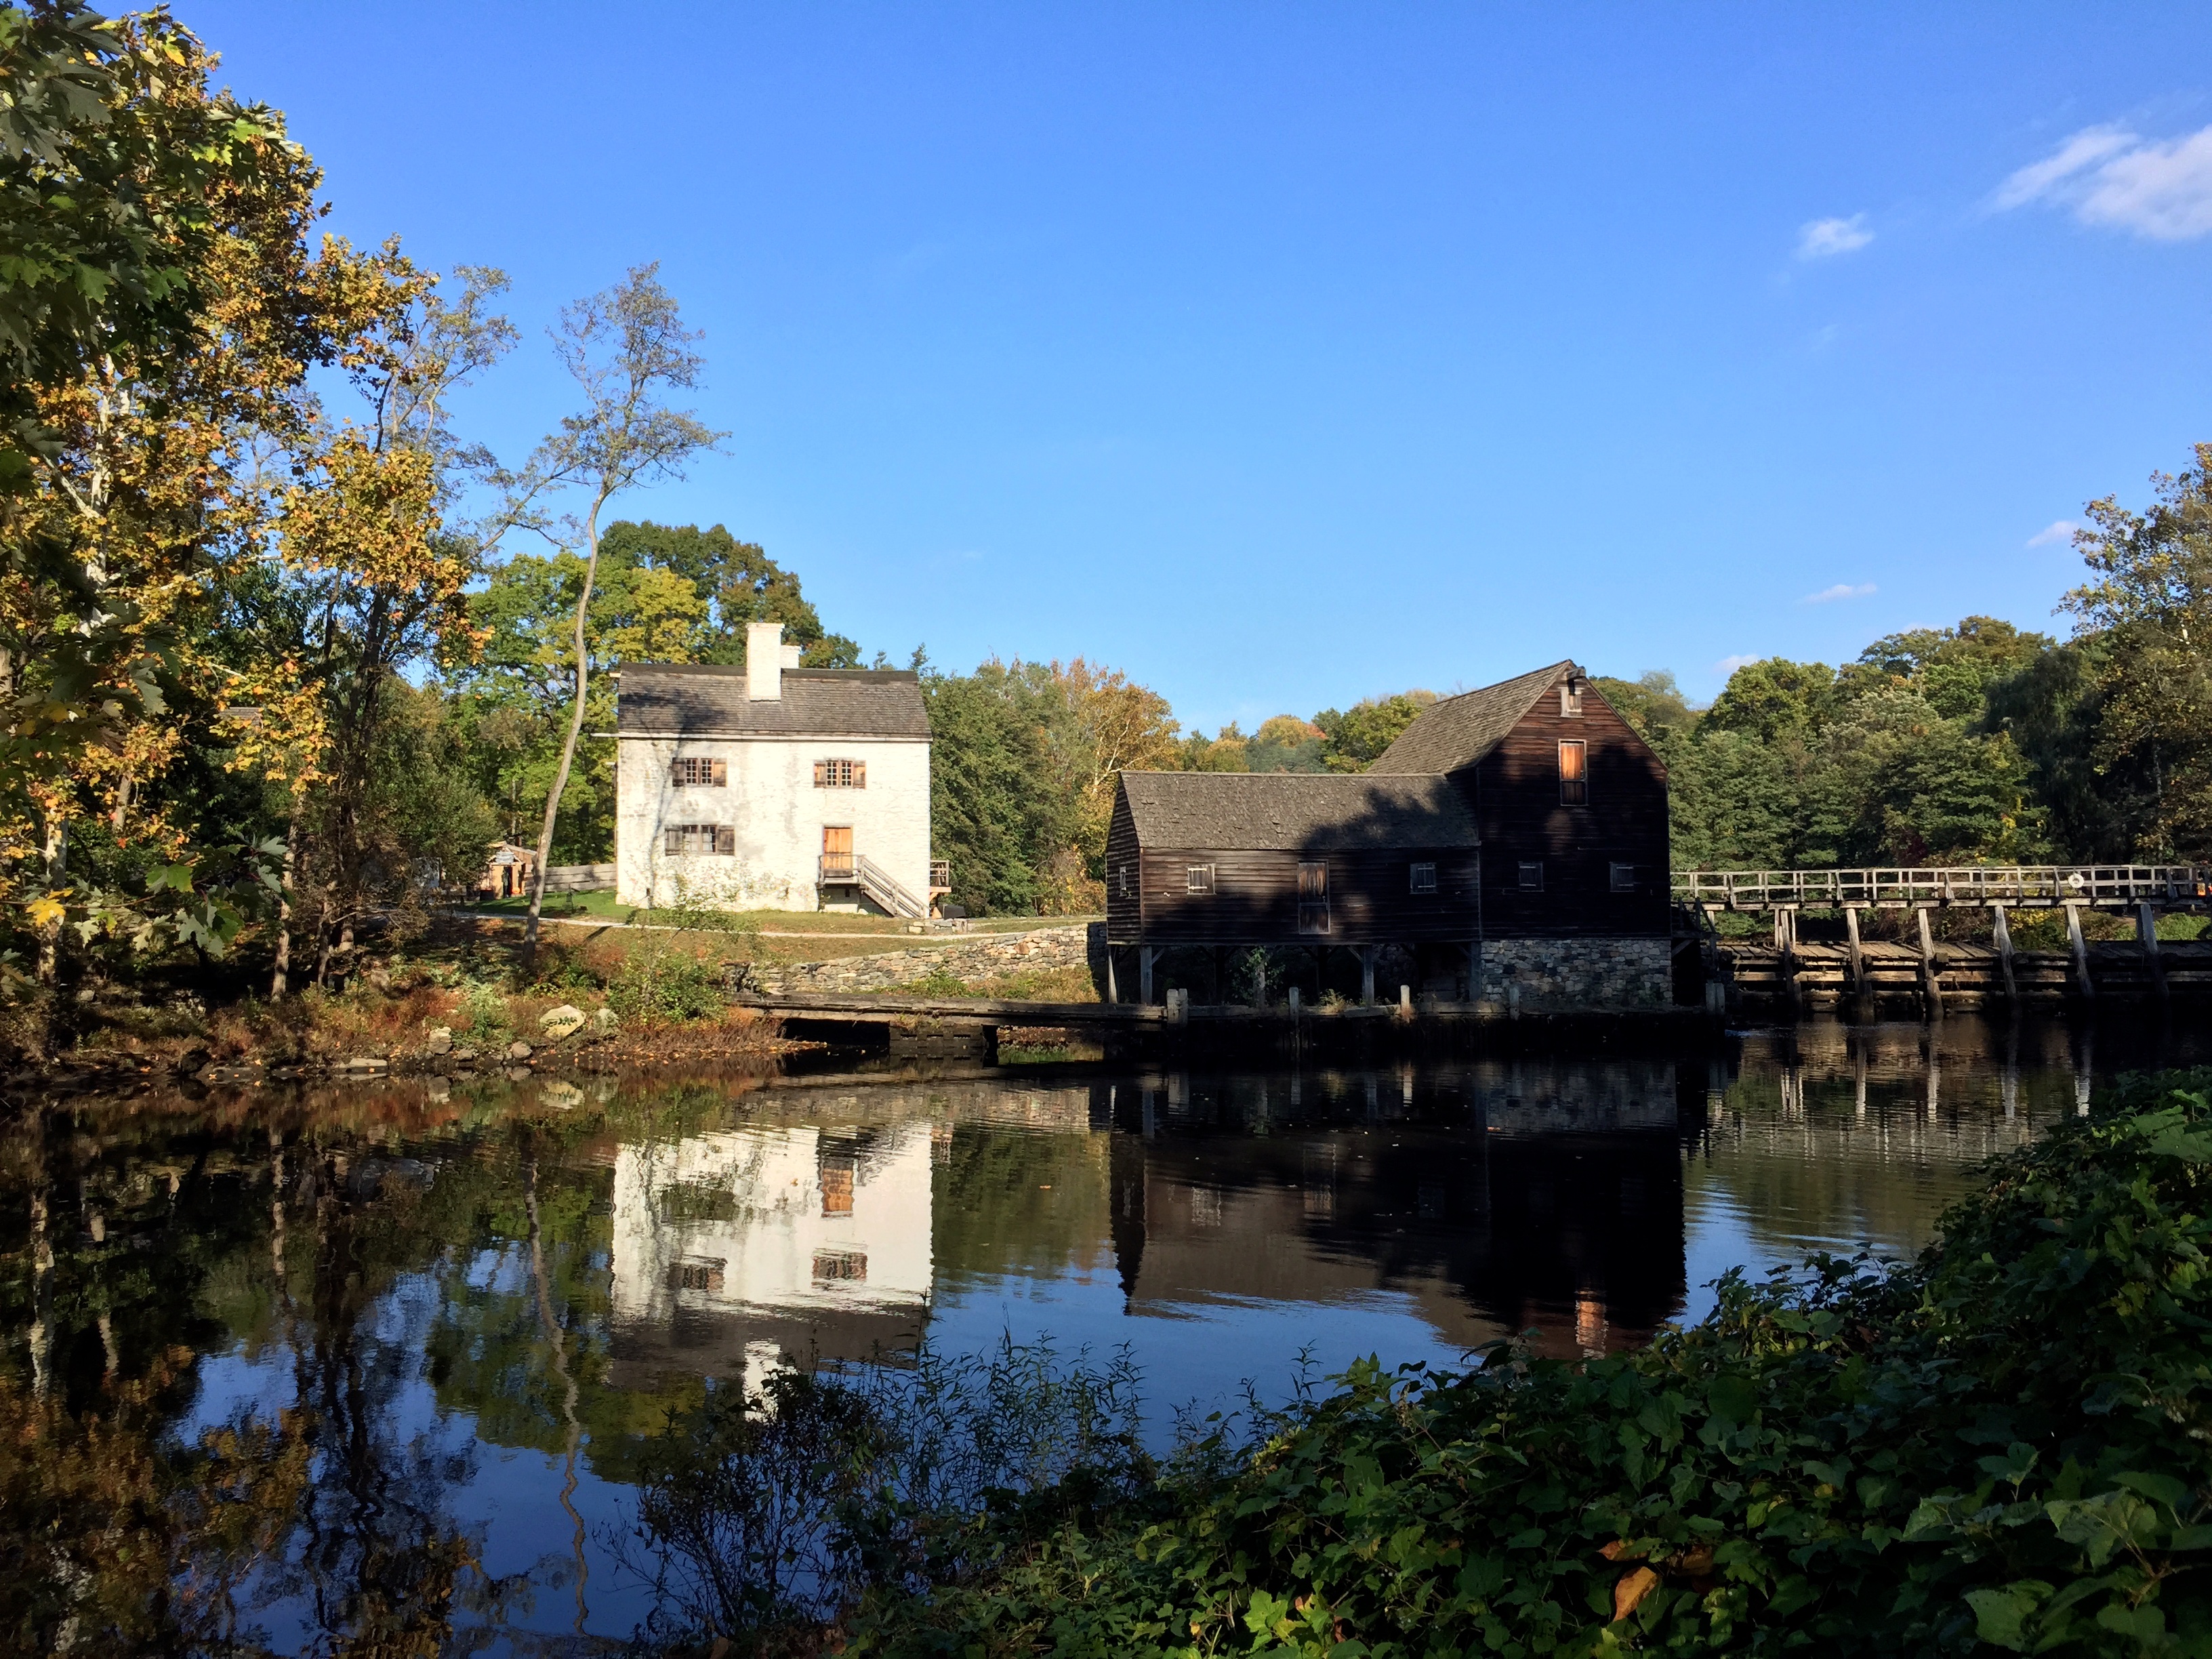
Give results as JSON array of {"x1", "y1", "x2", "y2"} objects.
[{"x1": 1105, "y1": 660, "x2": 1673, "y2": 1008}]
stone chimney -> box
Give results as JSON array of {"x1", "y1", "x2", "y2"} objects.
[{"x1": 746, "y1": 621, "x2": 785, "y2": 700}]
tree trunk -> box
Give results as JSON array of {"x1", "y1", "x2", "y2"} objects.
[
  {"x1": 271, "y1": 813, "x2": 299, "y2": 1000},
  {"x1": 523, "y1": 492, "x2": 609, "y2": 964},
  {"x1": 35, "y1": 814, "x2": 66, "y2": 986}
]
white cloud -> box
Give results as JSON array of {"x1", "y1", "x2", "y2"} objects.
[
  {"x1": 1797, "y1": 214, "x2": 1873, "y2": 259},
  {"x1": 1803, "y1": 582, "x2": 1877, "y2": 604},
  {"x1": 1715, "y1": 654, "x2": 1760, "y2": 675},
  {"x1": 2026, "y1": 520, "x2": 2083, "y2": 547},
  {"x1": 1996, "y1": 123, "x2": 2212, "y2": 240}
]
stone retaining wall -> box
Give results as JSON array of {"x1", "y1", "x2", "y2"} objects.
[
  {"x1": 1477, "y1": 937, "x2": 1671, "y2": 1010},
  {"x1": 751, "y1": 923, "x2": 1104, "y2": 996}
]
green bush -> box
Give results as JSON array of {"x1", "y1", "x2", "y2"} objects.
[
  {"x1": 844, "y1": 1071, "x2": 2212, "y2": 1657},
  {"x1": 606, "y1": 951, "x2": 724, "y2": 1026}
]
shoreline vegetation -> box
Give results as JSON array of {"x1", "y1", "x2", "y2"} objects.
[{"x1": 610, "y1": 1070, "x2": 2211, "y2": 1659}]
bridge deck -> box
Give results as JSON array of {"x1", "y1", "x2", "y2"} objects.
[{"x1": 1674, "y1": 865, "x2": 2212, "y2": 912}]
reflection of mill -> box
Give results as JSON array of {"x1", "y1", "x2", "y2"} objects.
[
  {"x1": 1103, "y1": 1063, "x2": 1689, "y2": 1359},
  {"x1": 607, "y1": 1122, "x2": 935, "y2": 1387}
]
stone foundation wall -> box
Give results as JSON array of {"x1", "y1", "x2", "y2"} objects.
[
  {"x1": 752, "y1": 923, "x2": 1102, "y2": 996},
  {"x1": 1477, "y1": 936, "x2": 1672, "y2": 1010}
]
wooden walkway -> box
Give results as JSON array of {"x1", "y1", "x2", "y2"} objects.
[{"x1": 1673, "y1": 864, "x2": 2211, "y2": 913}]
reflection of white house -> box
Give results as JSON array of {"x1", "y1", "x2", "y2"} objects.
[
  {"x1": 608, "y1": 1121, "x2": 935, "y2": 1385},
  {"x1": 613, "y1": 622, "x2": 940, "y2": 916}
]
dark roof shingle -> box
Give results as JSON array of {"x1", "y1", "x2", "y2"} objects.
[
  {"x1": 1117, "y1": 771, "x2": 1479, "y2": 851},
  {"x1": 615, "y1": 664, "x2": 930, "y2": 739},
  {"x1": 1366, "y1": 660, "x2": 1570, "y2": 775}
]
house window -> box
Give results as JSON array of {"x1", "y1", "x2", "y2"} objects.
[
  {"x1": 1118, "y1": 863, "x2": 1132, "y2": 899},
  {"x1": 819, "y1": 1157, "x2": 855, "y2": 1216},
  {"x1": 812, "y1": 1248, "x2": 867, "y2": 1285},
  {"x1": 1185, "y1": 864, "x2": 1214, "y2": 895},
  {"x1": 1518, "y1": 861, "x2": 1544, "y2": 892},
  {"x1": 1558, "y1": 739, "x2": 1588, "y2": 805},
  {"x1": 813, "y1": 758, "x2": 866, "y2": 788},
  {"x1": 1559, "y1": 679, "x2": 1584, "y2": 717},
  {"x1": 1611, "y1": 862, "x2": 1637, "y2": 893},
  {"x1": 664, "y1": 824, "x2": 735, "y2": 855},
  {"x1": 671, "y1": 756, "x2": 726, "y2": 787},
  {"x1": 1297, "y1": 861, "x2": 1330, "y2": 934},
  {"x1": 1410, "y1": 861, "x2": 1438, "y2": 895}
]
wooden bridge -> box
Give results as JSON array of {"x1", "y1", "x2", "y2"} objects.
[
  {"x1": 1674, "y1": 865, "x2": 2212, "y2": 1014},
  {"x1": 1673, "y1": 864, "x2": 2212, "y2": 914}
]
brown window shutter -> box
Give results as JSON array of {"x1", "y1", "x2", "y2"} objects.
[
  {"x1": 717, "y1": 825, "x2": 736, "y2": 855},
  {"x1": 664, "y1": 827, "x2": 681, "y2": 855},
  {"x1": 853, "y1": 761, "x2": 866, "y2": 789},
  {"x1": 712, "y1": 759, "x2": 727, "y2": 786},
  {"x1": 813, "y1": 760, "x2": 826, "y2": 787},
  {"x1": 670, "y1": 758, "x2": 684, "y2": 786}
]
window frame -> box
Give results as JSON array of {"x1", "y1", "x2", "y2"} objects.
[
  {"x1": 1559, "y1": 680, "x2": 1584, "y2": 717},
  {"x1": 1296, "y1": 861, "x2": 1330, "y2": 935},
  {"x1": 664, "y1": 823, "x2": 736, "y2": 856},
  {"x1": 1517, "y1": 860, "x2": 1544, "y2": 892},
  {"x1": 670, "y1": 756, "x2": 727, "y2": 787},
  {"x1": 1610, "y1": 861, "x2": 1637, "y2": 893},
  {"x1": 1185, "y1": 863, "x2": 1215, "y2": 895},
  {"x1": 813, "y1": 758, "x2": 867, "y2": 789},
  {"x1": 1558, "y1": 738, "x2": 1589, "y2": 806},
  {"x1": 1409, "y1": 861, "x2": 1438, "y2": 895}
]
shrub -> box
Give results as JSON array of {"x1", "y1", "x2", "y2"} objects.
[
  {"x1": 606, "y1": 951, "x2": 724, "y2": 1026},
  {"x1": 844, "y1": 1070, "x2": 2212, "y2": 1657}
]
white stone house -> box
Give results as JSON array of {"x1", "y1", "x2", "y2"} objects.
[{"x1": 613, "y1": 621, "x2": 939, "y2": 916}]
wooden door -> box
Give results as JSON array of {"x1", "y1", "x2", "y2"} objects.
[{"x1": 821, "y1": 824, "x2": 854, "y2": 879}]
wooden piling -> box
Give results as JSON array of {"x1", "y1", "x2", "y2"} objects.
[
  {"x1": 1844, "y1": 905, "x2": 1865, "y2": 996},
  {"x1": 1358, "y1": 945, "x2": 1376, "y2": 1005},
  {"x1": 1915, "y1": 907, "x2": 1944, "y2": 1019},
  {"x1": 2138, "y1": 901, "x2": 2167, "y2": 999},
  {"x1": 2065, "y1": 902, "x2": 2094, "y2": 1000},
  {"x1": 1990, "y1": 903, "x2": 2017, "y2": 1004},
  {"x1": 1139, "y1": 945, "x2": 1156, "y2": 1005}
]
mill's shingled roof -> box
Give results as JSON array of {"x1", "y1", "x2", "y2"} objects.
[
  {"x1": 613, "y1": 664, "x2": 930, "y2": 739},
  {"x1": 1115, "y1": 771, "x2": 1479, "y2": 851},
  {"x1": 1365, "y1": 660, "x2": 1572, "y2": 776}
]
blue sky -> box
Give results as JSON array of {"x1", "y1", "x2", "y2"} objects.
[{"x1": 191, "y1": 3, "x2": 2212, "y2": 733}]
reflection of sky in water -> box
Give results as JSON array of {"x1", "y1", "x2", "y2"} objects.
[{"x1": 36, "y1": 1014, "x2": 2203, "y2": 1655}]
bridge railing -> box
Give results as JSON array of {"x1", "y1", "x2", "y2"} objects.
[{"x1": 1672, "y1": 865, "x2": 2212, "y2": 912}]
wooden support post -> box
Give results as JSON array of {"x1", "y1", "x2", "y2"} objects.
[
  {"x1": 1776, "y1": 905, "x2": 1803, "y2": 1015},
  {"x1": 1843, "y1": 906, "x2": 1864, "y2": 995},
  {"x1": 1139, "y1": 945, "x2": 1155, "y2": 1006},
  {"x1": 2138, "y1": 901, "x2": 2167, "y2": 999},
  {"x1": 1315, "y1": 945, "x2": 1330, "y2": 1003},
  {"x1": 1466, "y1": 941, "x2": 1481, "y2": 1004},
  {"x1": 1915, "y1": 907, "x2": 1944, "y2": 1019},
  {"x1": 1991, "y1": 904, "x2": 2017, "y2": 1004},
  {"x1": 1212, "y1": 947, "x2": 1227, "y2": 1004},
  {"x1": 1358, "y1": 945, "x2": 1376, "y2": 1006},
  {"x1": 2066, "y1": 902, "x2": 2094, "y2": 1000},
  {"x1": 1105, "y1": 947, "x2": 1119, "y2": 1005}
]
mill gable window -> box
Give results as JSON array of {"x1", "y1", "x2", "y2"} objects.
[
  {"x1": 665, "y1": 824, "x2": 735, "y2": 856},
  {"x1": 1611, "y1": 862, "x2": 1637, "y2": 893},
  {"x1": 1297, "y1": 862, "x2": 1330, "y2": 934},
  {"x1": 1559, "y1": 680, "x2": 1584, "y2": 717},
  {"x1": 813, "y1": 758, "x2": 866, "y2": 788},
  {"x1": 1517, "y1": 861, "x2": 1544, "y2": 892},
  {"x1": 1409, "y1": 861, "x2": 1438, "y2": 895},
  {"x1": 1558, "y1": 739, "x2": 1588, "y2": 805},
  {"x1": 1185, "y1": 864, "x2": 1215, "y2": 895},
  {"x1": 672, "y1": 757, "x2": 726, "y2": 787}
]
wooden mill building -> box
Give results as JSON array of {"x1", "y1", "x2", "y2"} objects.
[{"x1": 1104, "y1": 661, "x2": 1673, "y2": 1008}]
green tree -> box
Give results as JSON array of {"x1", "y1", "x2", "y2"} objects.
[
  {"x1": 1808, "y1": 685, "x2": 2042, "y2": 865},
  {"x1": 2062, "y1": 443, "x2": 2212, "y2": 858},
  {"x1": 1315, "y1": 692, "x2": 1433, "y2": 773},
  {"x1": 1668, "y1": 728, "x2": 1802, "y2": 868},
  {"x1": 1700, "y1": 657, "x2": 1840, "y2": 747},
  {"x1": 1591, "y1": 670, "x2": 1698, "y2": 759},
  {"x1": 597, "y1": 520, "x2": 860, "y2": 667},
  {"x1": 1246, "y1": 715, "x2": 1326, "y2": 774}
]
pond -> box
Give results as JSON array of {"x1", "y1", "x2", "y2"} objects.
[{"x1": 5, "y1": 1014, "x2": 2203, "y2": 1654}]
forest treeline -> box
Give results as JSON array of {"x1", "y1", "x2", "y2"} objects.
[{"x1": 4, "y1": 1, "x2": 2210, "y2": 1044}]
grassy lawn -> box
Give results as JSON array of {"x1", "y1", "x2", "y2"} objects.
[{"x1": 459, "y1": 894, "x2": 1096, "y2": 936}]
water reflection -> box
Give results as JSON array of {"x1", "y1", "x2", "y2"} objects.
[{"x1": 1, "y1": 1014, "x2": 2202, "y2": 1653}]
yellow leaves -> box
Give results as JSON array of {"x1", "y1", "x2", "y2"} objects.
[{"x1": 26, "y1": 896, "x2": 66, "y2": 931}]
